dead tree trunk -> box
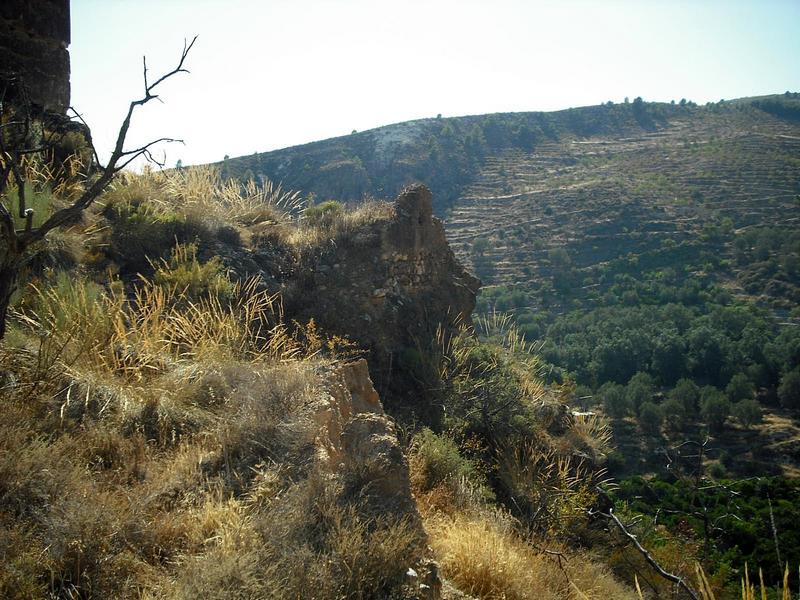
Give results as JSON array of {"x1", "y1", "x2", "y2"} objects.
[{"x1": 0, "y1": 257, "x2": 18, "y2": 339}]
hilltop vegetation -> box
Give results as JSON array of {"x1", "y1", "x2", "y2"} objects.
[{"x1": 217, "y1": 97, "x2": 686, "y2": 214}]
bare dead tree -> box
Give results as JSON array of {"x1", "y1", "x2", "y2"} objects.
[{"x1": 0, "y1": 37, "x2": 196, "y2": 339}]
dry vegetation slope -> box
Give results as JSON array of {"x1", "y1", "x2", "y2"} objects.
[{"x1": 1, "y1": 168, "x2": 638, "y2": 599}]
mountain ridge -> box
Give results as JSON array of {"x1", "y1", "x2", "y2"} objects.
[{"x1": 213, "y1": 93, "x2": 799, "y2": 214}]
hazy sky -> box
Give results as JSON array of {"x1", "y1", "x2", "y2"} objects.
[{"x1": 70, "y1": 0, "x2": 800, "y2": 168}]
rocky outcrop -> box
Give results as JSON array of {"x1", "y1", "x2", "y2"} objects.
[
  {"x1": 312, "y1": 359, "x2": 446, "y2": 599},
  {"x1": 290, "y1": 185, "x2": 480, "y2": 417},
  {"x1": 314, "y1": 359, "x2": 420, "y2": 519},
  {"x1": 0, "y1": 1, "x2": 71, "y2": 112}
]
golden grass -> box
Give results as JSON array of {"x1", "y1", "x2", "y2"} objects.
[
  {"x1": 1, "y1": 166, "x2": 645, "y2": 599},
  {"x1": 105, "y1": 165, "x2": 301, "y2": 228},
  {"x1": 1, "y1": 243, "x2": 422, "y2": 598},
  {"x1": 289, "y1": 198, "x2": 394, "y2": 248},
  {"x1": 426, "y1": 511, "x2": 636, "y2": 600},
  {"x1": 702, "y1": 562, "x2": 797, "y2": 600},
  {"x1": 497, "y1": 442, "x2": 603, "y2": 538}
]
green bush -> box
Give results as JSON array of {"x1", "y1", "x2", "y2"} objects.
[
  {"x1": 303, "y1": 199, "x2": 343, "y2": 225},
  {"x1": 731, "y1": 399, "x2": 762, "y2": 428},
  {"x1": 153, "y1": 242, "x2": 234, "y2": 302},
  {"x1": 104, "y1": 199, "x2": 211, "y2": 275},
  {"x1": 409, "y1": 428, "x2": 481, "y2": 492}
]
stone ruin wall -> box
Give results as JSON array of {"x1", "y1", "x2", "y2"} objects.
[{"x1": 0, "y1": 0, "x2": 71, "y2": 112}]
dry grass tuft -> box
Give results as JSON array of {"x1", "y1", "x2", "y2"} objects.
[
  {"x1": 497, "y1": 442, "x2": 603, "y2": 538},
  {"x1": 427, "y1": 511, "x2": 636, "y2": 600},
  {"x1": 290, "y1": 198, "x2": 394, "y2": 249},
  {"x1": 1, "y1": 233, "x2": 422, "y2": 598}
]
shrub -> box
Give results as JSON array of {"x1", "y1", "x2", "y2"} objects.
[
  {"x1": 409, "y1": 428, "x2": 481, "y2": 492},
  {"x1": 778, "y1": 367, "x2": 800, "y2": 409},
  {"x1": 439, "y1": 319, "x2": 545, "y2": 447},
  {"x1": 303, "y1": 199, "x2": 343, "y2": 224},
  {"x1": 700, "y1": 388, "x2": 731, "y2": 431},
  {"x1": 731, "y1": 399, "x2": 762, "y2": 428},
  {"x1": 497, "y1": 442, "x2": 599, "y2": 537},
  {"x1": 152, "y1": 242, "x2": 235, "y2": 302},
  {"x1": 104, "y1": 198, "x2": 211, "y2": 275}
]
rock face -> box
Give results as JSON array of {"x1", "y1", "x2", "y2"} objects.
[
  {"x1": 292, "y1": 185, "x2": 481, "y2": 417},
  {"x1": 315, "y1": 359, "x2": 421, "y2": 519},
  {"x1": 0, "y1": 0, "x2": 71, "y2": 112}
]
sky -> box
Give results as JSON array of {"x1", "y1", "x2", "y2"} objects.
[{"x1": 70, "y1": 0, "x2": 800, "y2": 168}]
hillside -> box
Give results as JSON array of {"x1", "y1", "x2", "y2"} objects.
[
  {"x1": 4, "y1": 2, "x2": 800, "y2": 596},
  {"x1": 216, "y1": 98, "x2": 686, "y2": 214},
  {"x1": 219, "y1": 95, "x2": 800, "y2": 313},
  {"x1": 215, "y1": 96, "x2": 800, "y2": 586}
]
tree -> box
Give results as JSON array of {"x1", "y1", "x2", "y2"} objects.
[
  {"x1": 731, "y1": 399, "x2": 762, "y2": 428},
  {"x1": 778, "y1": 367, "x2": 800, "y2": 409},
  {"x1": 626, "y1": 372, "x2": 655, "y2": 415},
  {"x1": 669, "y1": 378, "x2": 700, "y2": 415},
  {"x1": 725, "y1": 373, "x2": 754, "y2": 402},
  {"x1": 651, "y1": 332, "x2": 686, "y2": 385},
  {"x1": 639, "y1": 401, "x2": 663, "y2": 434},
  {"x1": 471, "y1": 237, "x2": 489, "y2": 256},
  {"x1": 662, "y1": 397, "x2": 687, "y2": 431},
  {"x1": 0, "y1": 38, "x2": 196, "y2": 339},
  {"x1": 600, "y1": 382, "x2": 630, "y2": 419},
  {"x1": 700, "y1": 387, "x2": 730, "y2": 432}
]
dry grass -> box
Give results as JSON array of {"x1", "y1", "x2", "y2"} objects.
[
  {"x1": 105, "y1": 165, "x2": 301, "y2": 228},
  {"x1": 497, "y1": 442, "x2": 605, "y2": 538},
  {"x1": 565, "y1": 413, "x2": 614, "y2": 463},
  {"x1": 1, "y1": 235, "x2": 421, "y2": 598},
  {"x1": 700, "y1": 563, "x2": 797, "y2": 600},
  {"x1": 426, "y1": 511, "x2": 636, "y2": 600},
  {"x1": 1, "y1": 166, "x2": 641, "y2": 599},
  {"x1": 289, "y1": 198, "x2": 394, "y2": 249}
]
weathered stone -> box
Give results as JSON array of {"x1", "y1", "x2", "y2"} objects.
[
  {"x1": 311, "y1": 359, "x2": 424, "y2": 528},
  {"x1": 0, "y1": 1, "x2": 71, "y2": 112},
  {"x1": 284, "y1": 185, "x2": 479, "y2": 418}
]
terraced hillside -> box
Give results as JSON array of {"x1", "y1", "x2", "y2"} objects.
[
  {"x1": 448, "y1": 105, "x2": 800, "y2": 310},
  {"x1": 218, "y1": 95, "x2": 800, "y2": 310}
]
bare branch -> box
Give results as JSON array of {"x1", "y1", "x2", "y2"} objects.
[
  {"x1": 67, "y1": 107, "x2": 102, "y2": 166},
  {"x1": 146, "y1": 36, "x2": 196, "y2": 93},
  {"x1": 594, "y1": 506, "x2": 701, "y2": 600},
  {"x1": 17, "y1": 37, "x2": 196, "y2": 247}
]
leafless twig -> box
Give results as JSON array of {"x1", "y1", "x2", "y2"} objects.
[{"x1": 591, "y1": 500, "x2": 701, "y2": 600}]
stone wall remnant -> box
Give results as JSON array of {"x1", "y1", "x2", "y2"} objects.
[{"x1": 0, "y1": 0, "x2": 71, "y2": 112}]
